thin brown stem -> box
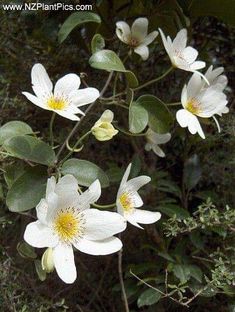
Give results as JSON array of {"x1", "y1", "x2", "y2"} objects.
[{"x1": 118, "y1": 235, "x2": 129, "y2": 312}]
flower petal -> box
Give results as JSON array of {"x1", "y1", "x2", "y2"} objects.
[
  {"x1": 190, "y1": 61, "x2": 206, "y2": 70},
  {"x1": 176, "y1": 109, "x2": 205, "y2": 139},
  {"x1": 24, "y1": 221, "x2": 58, "y2": 248},
  {"x1": 53, "y1": 243, "x2": 77, "y2": 284},
  {"x1": 70, "y1": 88, "x2": 100, "y2": 107},
  {"x1": 126, "y1": 175, "x2": 151, "y2": 192},
  {"x1": 172, "y1": 28, "x2": 187, "y2": 50},
  {"x1": 186, "y1": 72, "x2": 203, "y2": 99},
  {"x1": 46, "y1": 176, "x2": 56, "y2": 197},
  {"x1": 22, "y1": 92, "x2": 46, "y2": 109},
  {"x1": 116, "y1": 21, "x2": 131, "y2": 43},
  {"x1": 54, "y1": 74, "x2": 81, "y2": 98},
  {"x1": 100, "y1": 110, "x2": 114, "y2": 123},
  {"x1": 142, "y1": 30, "x2": 158, "y2": 46},
  {"x1": 182, "y1": 46, "x2": 198, "y2": 64},
  {"x1": 120, "y1": 163, "x2": 132, "y2": 188},
  {"x1": 126, "y1": 209, "x2": 161, "y2": 228},
  {"x1": 158, "y1": 28, "x2": 171, "y2": 54},
  {"x1": 152, "y1": 145, "x2": 165, "y2": 157},
  {"x1": 55, "y1": 174, "x2": 78, "y2": 195},
  {"x1": 74, "y1": 237, "x2": 122, "y2": 255},
  {"x1": 131, "y1": 17, "x2": 148, "y2": 41},
  {"x1": 134, "y1": 44, "x2": 149, "y2": 61},
  {"x1": 31, "y1": 63, "x2": 53, "y2": 98},
  {"x1": 55, "y1": 110, "x2": 80, "y2": 121},
  {"x1": 83, "y1": 209, "x2": 126, "y2": 240},
  {"x1": 77, "y1": 180, "x2": 101, "y2": 210}
]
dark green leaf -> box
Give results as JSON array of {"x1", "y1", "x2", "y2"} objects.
[
  {"x1": 3, "y1": 135, "x2": 56, "y2": 166},
  {"x1": 58, "y1": 12, "x2": 101, "y2": 43},
  {"x1": 0, "y1": 121, "x2": 33, "y2": 145},
  {"x1": 183, "y1": 154, "x2": 201, "y2": 191},
  {"x1": 173, "y1": 264, "x2": 191, "y2": 283},
  {"x1": 137, "y1": 288, "x2": 162, "y2": 307},
  {"x1": 17, "y1": 242, "x2": 37, "y2": 259},
  {"x1": 91, "y1": 33, "x2": 105, "y2": 54},
  {"x1": 157, "y1": 204, "x2": 189, "y2": 219},
  {"x1": 6, "y1": 167, "x2": 47, "y2": 212},
  {"x1": 4, "y1": 163, "x2": 25, "y2": 188},
  {"x1": 34, "y1": 260, "x2": 47, "y2": 281},
  {"x1": 61, "y1": 158, "x2": 109, "y2": 188}
]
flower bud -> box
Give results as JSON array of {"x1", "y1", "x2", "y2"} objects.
[
  {"x1": 91, "y1": 110, "x2": 118, "y2": 141},
  {"x1": 41, "y1": 247, "x2": 54, "y2": 273}
]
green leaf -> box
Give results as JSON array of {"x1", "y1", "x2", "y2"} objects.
[
  {"x1": 6, "y1": 167, "x2": 47, "y2": 212},
  {"x1": 4, "y1": 163, "x2": 25, "y2": 188},
  {"x1": 91, "y1": 33, "x2": 105, "y2": 54},
  {"x1": 58, "y1": 12, "x2": 101, "y2": 43},
  {"x1": 137, "y1": 288, "x2": 162, "y2": 307},
  {"x1": 3, "y1": 135, "x2": 56, "y2": 166},
  {"x1": 17, "y1": 242, "x2": 37, "y2": 259},
  {"x1": 0, "y1": 121, "x2": 33, "y2": 145},
  {"x1": 89, "y1": 50, "x2": 138, "y2": 88},
  {"x1": 136, "y1": 95, "x2": 173, "y2": 133},
  {"x1": 61, "y1": 158, "x2": 109, "y2": 188},
  {"x1": 34, "y1": 260, "x2": 47, "y2": 281},
  {"x1": 157, "y1": 204, "x2": 190, "y2": 219},
  {"x1": 183, "y1": 154, "x2": 201, "y2": 191},
  {"x1": 173, "y1": 264, "x2": 191, "y2": 283},
  {"x1": 187, "y1": 265, "x2": 203, "y2": 283},
  {"x1": 129, "y1": 101, "x2": 149, "y2": 133}
]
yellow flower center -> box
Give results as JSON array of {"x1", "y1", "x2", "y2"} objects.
[
  {"x1": 47, "y1": 96, "x2": 67, "y2": 110},
  {"x1": 186, "y1": 98, "x2": 201, "y2": 115},
  {"x1": 119, "y1": 192, "x2": 133, "y2": 212},
  {"x1": 54, "y1": 210, "x2": 81, "y2": 242}
]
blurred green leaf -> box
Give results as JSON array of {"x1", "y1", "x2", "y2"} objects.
[
  {"x1": 34, "y1": 260, "x2": 47, "y2": 282},
  {"x1": 91, "y1": 33, "x2": 105, "y2": 54},
  {"x1": 136, "y1": 95, "x2": 173, "y2": 133},
  {"x1": 137, "y1": 288, "x2": 162, "y2": 307},
  {"x1": 6, "y1": 167, "x2": 47, "y2": 212},
  {"x1": 173, "y1": 264, "x2": 191, "y2": 283},
  {"x1": 89, "y1": 50, "x2": 139, "y2": 88},
  {"x1": 157, "y1": 204, "x2": 189, "y2": 219},
  {"x1": 58, "y1": 12, "x2": 101, "y2": 43},
  {"x1": 183, "y1": 154, "x2": 201, "y2": 191},
  {"x1": 187, "y1": 265, "x2": 203, "y2": 283},
  {"x1": 17, "y1": 242, "x2": 37, "y2": 259},
  {"x1": 129, "y1": 101, "x2": 149, "y2": 133},
  {"x1": 0, "y1": 121, "x2": 33, "y2": 145},
  {"x1": 3, "y1": 135, "x2": 56, "y2": 166},
  {"x1": 4, "y1": 163, "x2": 25, "y2": 188},
  {"x1": 61, "y1": 158, "x2": 109, "y2": 188}
]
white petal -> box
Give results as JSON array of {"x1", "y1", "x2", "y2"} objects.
[
  {"x1": 83, "y1": 209, "x2": 126, "y2": 240},
  {"x1": 126, "y1": 175, "x2": 151, "y2": 192},
  {"x1": 74, "y1": 237, "x2": 122, "y2": 255},
  {"x1": 147, "y1": 129, "x2": 171, "y2": 145},
  {"x1": 116, "y1": 21, "x2": 131, "y2": 43},
  {"x1": 134, "y1": 45, "x2": 149, "y2": 61},
  {"x1": 77, "y1": 180, "x2": 101, "y2": 210},
  {"x1": 53, "y1": 243, "x2": 77, "y2": 284},
  {"x1": 120, "y1": 163, "x2": 132, "y2": 188},
  {"x1": 55, "y1": 174, "x2": 78, "y2": 195},
  {"x1": 31, "y1": 63, "x2": 53, "y2": 98},
  {"x1": 187, "y1": 72, "x2": 203, "y2": 99},
  {"x1": 22, "y1": 92, "x2": 46, "y2": 109},
  {"x1": 142, "y1": 31, "x2": 158, "y2": 46},
  {"x1": 172, "y1": 29, "x2": 187, "y2": 50},
  {"x1": 152, "y1": 145, "x2": 165, "y2": 157},
  {"x1": 213, "y1": 116, "x2": 221, "y2": 133},
  {"x1": 70, "y1": 88, "x2": 100, "y2": 107},
  {"x1": 131, "y1": 17, "x2": 148, "y2": 41},
  {"x1": 181, "y1": 85, "x2": 188, "y2": 108},
  {"x1": 46, "y1": 176, "x2": 56, "y2": 197},
  {"x1": 176, "y1": 109, "x2": 205, "y2": 139},
  {"x1": 54, "y1": 74, "x2": 81, "y2": 97},
  {"x1": 100, "y1": 110, "x2": 114, "y2": 123},
  {"x1": 182, "y1": 46, "x2": 198, "y2": 63},
  {"x1": 55, "y1": 110, "x2": 80, "y2": 121},
  {"x1": 190, "y1": 61, "x2": 206, "y2": 70},
  {"x1": 24, "y1": 221, "x2": 58, "y2": 248},
  {"x1": 126, "y1": 209, "x2": 161, "y2": 228},
  {"x1": 158, "y1": 28, "x2": 171, "y2": 54}
]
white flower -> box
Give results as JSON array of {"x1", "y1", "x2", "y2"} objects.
[
  {"x1": 24, "y1": 175, "x2": 126, "y2": 284},
  {"x1": 176, "y1": 71, "x2": 228, "y2": 139},
  {"x1": 145, "y1": 129, "x2": 171, "y2": 157},
  {"x1": 116, "y1": 17, "x2": 158, "y2": 60},
  {"x1": 158, "y1": 28, "x2": 207, "y2": 79},
  {"x1": 116, "y1": 163, "x2": 161, "y2": 229},
  {"x1": 22, "y1": 63, "x2": 100, "y2": 121},
  {"x1": 91, "y1": 110, "x2": 118, "y2": 141}
]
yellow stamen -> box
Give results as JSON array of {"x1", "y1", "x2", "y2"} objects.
[
  {"x1": 119, "y1": 192, "x2": 133, "y2": 212},
  {"x1": 54, "y1": 211, "x2": 79, "y2": 242},
  {"x1": 47, "y1": 96, "x2": 67, "y2": 110},
  {"x1": 186, "y1": 98, "x2": 201, "y2": 115}
]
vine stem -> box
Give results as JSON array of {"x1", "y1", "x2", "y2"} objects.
[
  {"x1": 92, "y1": 202, "x2": 116, "y2": 209},
  {"x1": 55, "y1": 71, "x2": 114, "y2": 162},
  {"x1": 49, "y1": 112, "x2": 56, "y2": 147},
  {"x1": 118, "y1": 234, "x2": 129, "y2": 312},
  {"x1": 133, "y1": 66, "x2": 173, "y2": 91}
]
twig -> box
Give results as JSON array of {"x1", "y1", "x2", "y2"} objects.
[{"x1": 118, "y1": 235, "x2": 129, "y2": 312}]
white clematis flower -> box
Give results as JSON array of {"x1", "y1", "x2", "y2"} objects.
[
  {"x1": 24, "y1": 175, "x2": 126, "y2": 284},
  {"x1": 158, "y1": 28, "x2": 207, "y2": 80},
  {"x1": 116, "y1": 163, "x2": 161, "y2": 229},
  {"x1": 22, "y1": 63, "x2": 100, "y2": 121},
  {"x1": 116, "y1": 17, "x2": 158, "y2": 60},
  {"x1": 145, "y1": 129, "x2": 171, "y2": 157},
  {"x1": 176, "y1": 70, "x2": 228, "y2": 139},
  {"x1": 91, "y1": 110, "x2": 118, "y2": 141}
]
